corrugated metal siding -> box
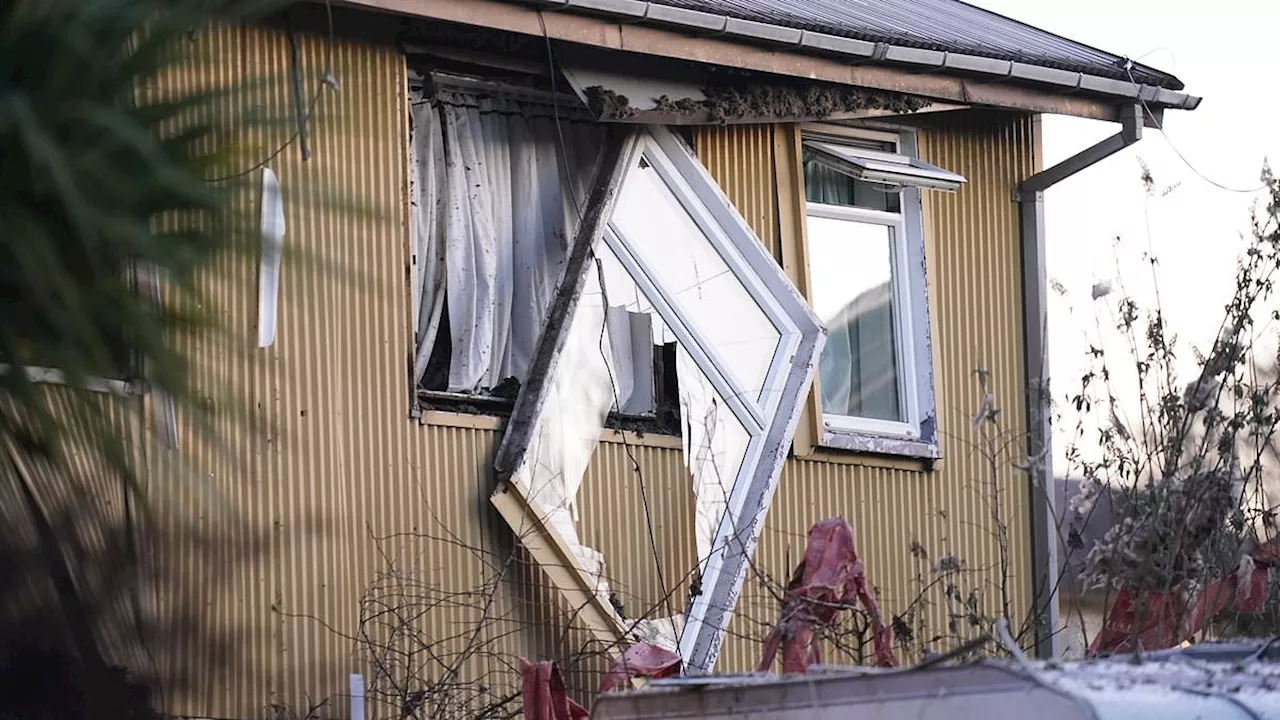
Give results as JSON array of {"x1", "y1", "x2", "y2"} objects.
[
  {"x1": 0, "y1": 389, "x2": 153, "y2": 683},
  {"x1": 697, "y1": 115, "x2": 1035, "y2": 671},
  {"x1": 692, "y1": 125, "x2": 780, "y2": 257},
  {"x1": 145, "y1": 22, "x2": 424, "y2": 717},
  {"x1": 138, "y1": 24, "x2": 700, "y2": 718},
  {"x1": 578, "y1": 439, "x2": 699, "y2": 626}
]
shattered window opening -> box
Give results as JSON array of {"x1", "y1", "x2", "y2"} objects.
[
  {"x1": 802, "y1": 126, "x2": 950, "y2": 456},
  {"x1": 407, "y1": 75, "x2": 682, "y2": 430},
  {"x1": 493, "y1": 127, "x2": 824, "y2": 673}
]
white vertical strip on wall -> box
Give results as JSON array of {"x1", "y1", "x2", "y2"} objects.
[
  {"x1": 349, "y1": 674, "x2": 366, "y2": 720},
  {"x1": 258, "y1": 166, "x2": 286, "y2": 348}
]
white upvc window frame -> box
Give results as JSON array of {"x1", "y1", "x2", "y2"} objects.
[
  {"x1": 802, "y1": 124, "x2": 943, "y2": 458},
  {"x1": 492, "y1": 125, "x2": 825, "y2": 673},
  {"x1": 805, "y1": 202, "x2": 921, "y2": 441}
]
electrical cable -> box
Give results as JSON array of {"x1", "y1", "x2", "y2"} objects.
[
  {"x1": 207, "y1": 0, "x2": 335, "y2": 182},
  {"x1": 1123, "y1": 61, "x2": 1267, "y2": 196},
  {"x1": 537, "y1": 9, "x2": 679, "y2": 626}
]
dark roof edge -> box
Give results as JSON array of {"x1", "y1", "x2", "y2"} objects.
[
  {"x1": 527, "y1": 0, "x2": 1201, "y2": 112},
  {"x1": 950, "y1": 0, "x2": 1183, "y2": 91}
]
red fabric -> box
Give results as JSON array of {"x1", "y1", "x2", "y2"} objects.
[
  {"x1": 520, "y1": 659, "x2": 589, "y2": 720},
  {"x1": 1091, "y1": 537, "x2": 1280, "y2": 656},
  {"x1": 758, "y1": 517, "x2": 897, "y2": 673},
  {"x1": 598, "y1": 643, "x2": 682, "y2": 694}
]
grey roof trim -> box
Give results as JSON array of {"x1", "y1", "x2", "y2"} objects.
[{"x1": 525, "y1": 0, "x2": 1202, "y2": 112}]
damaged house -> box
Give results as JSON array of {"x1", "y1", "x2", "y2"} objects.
[{"x1": 33, "y1": 0, "x2": 1201, "y2": 716}]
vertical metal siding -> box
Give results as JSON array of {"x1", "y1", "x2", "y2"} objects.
[
  {"x1": 146, "y1": 22, "x2": 427, "y2": 717},
  {"x1": 145, "y1": 24, "x2": 698, "y2": 718},
  {"x1": 0, "y1": 390, "x2": 152, "y2": 681},
  {"x1": 578, "y1": 439, "x2": 699, "y2": 627},
  {"x1": 697, "y1": 116, "x2": 1035, "y2": 671},
  {"x1": 692, "y1": 125, "x2": 780, "y2": 257}
]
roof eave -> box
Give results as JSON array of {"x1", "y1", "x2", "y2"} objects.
[
  {"x1": 524, "y1": 0, "x2": 1200, "y2": 111},
  {"x1": 339, "y1": 0, "x2": 1202, "y2": 117}
]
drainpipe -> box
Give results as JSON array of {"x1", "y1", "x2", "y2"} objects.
[{"x1": 1017, "y1": 103, "x2": 1143, "y2": 658}]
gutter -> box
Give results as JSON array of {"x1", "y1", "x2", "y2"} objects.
[
  {"x1": 1016, "y1": 103, "x2": 1145, "y2": 659},
  {"x1": 524, "y1": 0, "x2": 1201, "y2": 111}
]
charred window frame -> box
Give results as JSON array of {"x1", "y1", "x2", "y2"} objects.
[{"x1": 407, "y1": 71, "x2": 684, "y2": 434}]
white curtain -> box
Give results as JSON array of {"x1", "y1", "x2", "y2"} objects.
[
  {"x1": 410, "y1": 85, "x2": 605, "y2": 393},
  {"x1": 410, "y1": 92, "x2": 447, "y2": 387},
  {"x1": 819, "y1": 280, "x2": 900, "y2": 421}
]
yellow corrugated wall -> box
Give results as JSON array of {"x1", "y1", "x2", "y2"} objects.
[
  {"x1": 695, "y1": 115, "x2": 1036, "y2": 671},
  {"x1": 135, "y1": 19, "x2": 1038, "y2": 715},
  {"x1": 138, "y1": 22, "x2": 700, "y2": 718}
]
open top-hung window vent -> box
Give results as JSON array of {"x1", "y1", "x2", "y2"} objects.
[
  {"x1": 490, "y1": 126, "x2": 825, "y2": 673},
  {"x1": 804, "y1": 139, "x2": 967, "y2": 192}
]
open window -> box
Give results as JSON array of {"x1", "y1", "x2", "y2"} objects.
[
  {"x1": 409, "y1": 72, "x2": 684, "y2": 432},
  {"x1": 491, "y1": 127, "x2": 824, "y2": 672},
  {"x1": 801, "y1": 125, "x2": 962, "y2": 458}
]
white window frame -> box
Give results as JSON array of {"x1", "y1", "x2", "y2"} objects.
[
  {"x1": 805, "y1": 203, "x2": 921, "y2": 440},
  {"x1": 803, "y1": 125, "x2": 940, "y2": 458},
  {"x1": 492, "y1": 126, "x2": 825, "y2": 673}
]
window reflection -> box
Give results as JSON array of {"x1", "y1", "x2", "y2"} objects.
[{"x1": 807, "y1": 216, "x2": 902, "y2": 422}]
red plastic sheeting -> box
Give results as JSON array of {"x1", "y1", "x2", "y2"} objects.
[
  {"x1": 520, "y1": 659, "x2": 588, "y2": 720},
  {"x1": 598, "y1": 643, "x2": 682, "y2": 694},
  {"x1": 1090, "y1": 537, "x2": 1279, "y2": 655},
  {"x1": 759, "y1": 517, "x2": 898, "y2": 673},
  {"x1": 522, "y1": 643, "x2": 682, "y2": 718}
]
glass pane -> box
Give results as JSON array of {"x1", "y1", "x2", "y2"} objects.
[
  {"x1": 804, "y1": 150, "x2": 901, "y2": 213},
  {"x1": 595, "y1": 244, "x2": 676, "y2": 416},
  {"x1": 807, "y1": 215, "x2": 902, "y2": 422},
  {"x1": 506, "y1": 238, "x2": 754, "y2": 650},
  {"x1": 610, "y1": 155, "x2": 782, "y2": 406},
  {"x1": 677, "y1": 345, "x2": 751, "y2": 569}
]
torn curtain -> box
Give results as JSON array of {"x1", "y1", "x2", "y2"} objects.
[{"x1": 409, "y1": 83, "x2": 605, "y2": 393}]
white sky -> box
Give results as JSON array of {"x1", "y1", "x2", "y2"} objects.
[{"x1": 965, "y1": 0, "x2": 1280, "y2": 468}]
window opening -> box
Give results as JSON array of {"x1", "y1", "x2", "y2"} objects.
[{"x1": 409, "y1": 74, "x2": 682, "y2": 430}]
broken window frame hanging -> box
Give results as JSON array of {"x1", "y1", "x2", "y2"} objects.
[
  {"x1": 492, "y1": 125, "x2": 825, "y2": 673},
  {"x1": 801, "y1": 124, "x2": 956, "y2": 458}
]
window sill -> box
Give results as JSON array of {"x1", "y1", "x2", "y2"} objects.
[
  {"x1": 414, "y1": 399, "x2": 683, "y2": 451},
  {"x1": 0, "y1": 364, "x2": 143, "y2": 396},
  {"x1": 819, "y1": 427, "x2": 940, "y2": 462}
]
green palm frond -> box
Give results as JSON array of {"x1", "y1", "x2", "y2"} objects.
[{"x1": 0, "y1": 0, "x2": 290, "y2": 484}]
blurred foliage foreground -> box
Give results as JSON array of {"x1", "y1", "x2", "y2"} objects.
[{"x1": 0, "y1": 1, "x2": 285, "y2": 718}]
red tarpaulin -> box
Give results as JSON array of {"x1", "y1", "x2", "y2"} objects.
[
  {"x1": 522, "y1": 643, "x2": 682, "y2": 718},
  {"x1": 598, "y1": 643, "x2": 682, "y2": 694},
  {"x1": 1090, "y1": 537, "x2": 1278, "y2": 656},
  {"x1": 759, "y1": 517, "x2": 897, "y2": 673},
  {"x1": 520, "y1": 659, "x2": 588, "y2": 720}
]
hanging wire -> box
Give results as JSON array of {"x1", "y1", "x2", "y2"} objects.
[
  {"x1": 1123, "y1": 60, "x2": 1267, "y2": 195},
  {"x1": 207, "y1": 0, "x2": 336, "y2": 182},
  {"x1": 535, "y1": 8, "x2": 679, "y2": 624}
]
